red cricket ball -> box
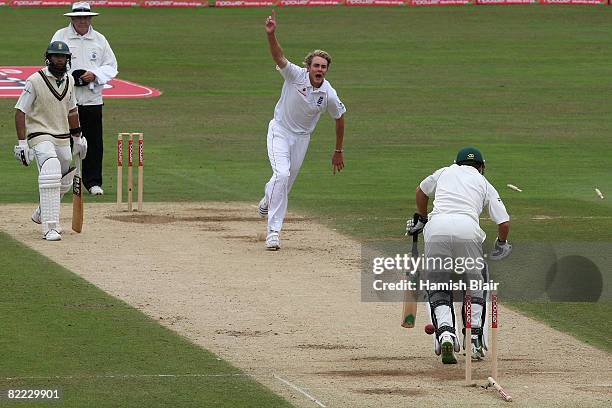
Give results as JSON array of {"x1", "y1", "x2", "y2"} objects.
[{"x1": 424, "y1": 324, "x2": 435, "y2": 335}]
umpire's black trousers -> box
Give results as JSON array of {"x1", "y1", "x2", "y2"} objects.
[{"x1": 78, "y1": 104, "x2": 104, "y2": 191}]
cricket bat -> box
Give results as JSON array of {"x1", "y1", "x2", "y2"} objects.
[
  {"x1": 401, "y1": 233, "x2": 419, "y2": 328},
  {"x1": 72, "y1": 157, "x2": 83, "y2": 233}
]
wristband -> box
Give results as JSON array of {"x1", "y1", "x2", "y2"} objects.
[
  {"x1": 70, "y1": 127, "x2": 82, "y2": 136},
  {"x1": 335, "y1": 149, "x2": 344, "y2": 153}
]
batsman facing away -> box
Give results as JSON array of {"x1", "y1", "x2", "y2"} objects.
[
  {"x1": 405, "y1": 147, "x2": 512, "y2": 364},
  {"x1": 14, "y1": 41, "x2": 88, "y2": 241}
]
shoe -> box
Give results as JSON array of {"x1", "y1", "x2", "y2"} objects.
[
  {"x1": 265, "y1": 231, "x2": 280, "y2": 251},
  {"x1": 258, "y1": 197, "x2": 268, "y2": 218},
  {"x1": 32, "y1": 206, "x2": 41, "y2": 224},
  {"x1": 44, "y1": 229, "x2": 61, "y2": 241},
  {"x1": 440, "y1": 333, "x2": 457, "y2": 364},
  {"x1": 89, "y1": 186, "x2": 104, "y2": 195},
  {"x1": 32, "y1": 207, "x2": 62, "y2": 234},
  {"x1": 471, "y1": 335, "x2": 485, "y2": 360}
]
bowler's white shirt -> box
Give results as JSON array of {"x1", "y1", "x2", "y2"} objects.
[
  {"x1": 51, "y1": 23, "x2": 118, "y2": 106},
  {"x1": 274, "y1": 62, "x2": 346, "y2": 136},
  {"x1": 420, "y1": 164, "x2": 510, "y2": 225}
]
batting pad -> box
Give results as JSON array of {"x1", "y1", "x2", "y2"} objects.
[
  {"x1": 39, "y1": 158, "x2": 61, "y2": 233},
  {"x1": 60, "y1": 166, "x2": 77, "y2": 196}
]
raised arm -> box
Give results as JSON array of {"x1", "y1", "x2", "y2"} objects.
[{"x1": 265, "y1": 10, "x2": 287, "y2": 69}]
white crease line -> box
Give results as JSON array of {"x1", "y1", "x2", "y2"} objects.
[
  {"x1": 527, "y1": 371, "x2": 612, "y2": 375},
  {"x1": 273, "y1": 374, "x2": 326, "y2": 407},
  {"x1": 576, "y1": 384, "x2": 612, "y2": 387},
  {"x1": 4, "y1": 373, "x2": 246, "y2": 380}
]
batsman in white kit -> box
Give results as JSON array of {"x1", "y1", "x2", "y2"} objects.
[
  {"x1": 13, "y1": 41, "x2": 88, "y2": 241},
  {"x1": 258, "y1": 10, "x2": 346, "y2": 250},
  {"x1": 406, "y1": 147, "x2": 512, "y2": 364}
]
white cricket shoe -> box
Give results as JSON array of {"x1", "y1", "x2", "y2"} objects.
[
  {"x1": 89, "y1": 186, "x2": 104, "y2": 195},
  {"x1": 31, "y1": 206, "x2": 41, "y2": 224},
  {"x1": 32, "y1": 207, "x2": 62, "y2": 234},
  {"x1": 44, "y1": 229, "x2": 62, "y2": 241},
  {"x1": 258, "y1": 197, "x2": 268, "y2": 218},
  {"x1": 265, "y1": 231, "x2": 280, "y2": 251},
  {"x1": 440, "y1": 333, "x2": 457, "y2": 365},
  {"x1": 471, "y1": 335, "x2": 485, "y2": 360}
]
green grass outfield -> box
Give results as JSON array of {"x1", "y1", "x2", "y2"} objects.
[{"x1": 0, "y1": 5, "x2": 611, "y2": 405}]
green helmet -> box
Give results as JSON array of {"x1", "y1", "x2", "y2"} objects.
[
  {"x1": 45, "y1": 41, "x2": 71, "y2": 58},
  {"x1": 45, "y1": 41, "x2": 71, "y2": 77},
  {"x1": 455, "y1": 147, "x2": 485, "y2": 165}
]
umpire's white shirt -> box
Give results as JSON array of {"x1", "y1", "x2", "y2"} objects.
[
  {"x1": 51, "y1": 23, "x2": 118, "y2": 106},
  {"x1": 274, "y1": 62, "x2": 345, "y2": 136},
  {"x1": 420, "y1": 164, "x2": 510, "y2": 226}
]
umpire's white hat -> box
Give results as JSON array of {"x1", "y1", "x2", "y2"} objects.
[{"x1": 64, "y1": 2, "x2": 99, "y2": 17}]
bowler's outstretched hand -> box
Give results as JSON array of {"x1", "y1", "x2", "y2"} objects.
[{"x1": 265, "y1": 10, "x2": 276, "y2": 34}]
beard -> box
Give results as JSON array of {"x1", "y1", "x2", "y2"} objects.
[{"x1": 46, "y1": 58, "x2": 69, "y2": 78}]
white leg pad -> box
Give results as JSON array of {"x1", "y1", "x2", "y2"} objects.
[
  {"x1": 39, "y1": 157, "x2": 61, "y2": 237},
  {"x1": 431, "y1": 304, "x2": 461, "y2": 354}
]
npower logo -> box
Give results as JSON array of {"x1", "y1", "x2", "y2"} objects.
[
  {"x1": 478, "y1": 0, "x2": 535, "y2": 3},
  {"x1": 144, "y1": 0, "x2": 203, "y2": 5},
  {"x1": 216, "y1": 0, "x2": 274, "y2": 4},
  {"x1": 10, "y1": 1, "x2": 42, "y2": 5}
]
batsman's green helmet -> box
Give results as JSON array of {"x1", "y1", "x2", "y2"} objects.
[
  {"x1": 46, "y1": 41, "x2": 71, "y2": 57},
  {"x1": 455, "y1": 147, "x2": 485, "y2": 165}
]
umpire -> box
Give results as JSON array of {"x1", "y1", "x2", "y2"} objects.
[{"x1": 51, "y1": 2, "x2": 118, "y2": 195}]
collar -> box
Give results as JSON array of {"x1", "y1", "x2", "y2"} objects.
[
  {"x1": 308, "y1": 78, "x2": 327, "y2": 92},
  {"x1": 68, "y1": 22, "x2": 93, "y2": 39},
  {"x1": 309, "y1": 83, "x2": 327, "y2": 94}
]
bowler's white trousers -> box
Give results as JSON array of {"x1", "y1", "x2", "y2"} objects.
[{"x1": 264, "y1": 120, "x2": 310, "y2": 233}]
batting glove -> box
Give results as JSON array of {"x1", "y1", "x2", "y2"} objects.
[
  {"x1": 14, "y1": 140, "x2": 33, "y2": 167},
  {"x1": 72, "y1": 136, "x2": 88, "y2": 160},
  {"x1": 490, "y1": 238, "x2": 512, "y2": 261},
  {"x1": 406, "y1": 213, "x2": 428, "y2": 236}
]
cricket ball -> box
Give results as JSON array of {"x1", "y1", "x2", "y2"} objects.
[{"x1": 424, "y1": 324, "x2": 435, "y2": 335}]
